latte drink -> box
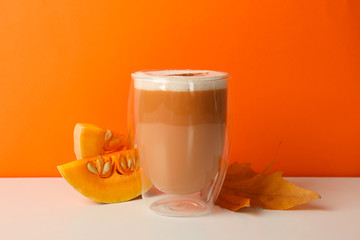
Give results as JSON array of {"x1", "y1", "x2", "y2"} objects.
[{"x1": 132, "y1": 70, "x2": 227, "y2": 195}]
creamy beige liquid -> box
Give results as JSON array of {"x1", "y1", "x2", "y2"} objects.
[{"x1": 134, "y1": 88, "x2": 227, "y2": 195}]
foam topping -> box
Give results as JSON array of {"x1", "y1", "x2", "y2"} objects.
[{"x1": 132, "y1": 70, "x2": 228, "y2": 91}]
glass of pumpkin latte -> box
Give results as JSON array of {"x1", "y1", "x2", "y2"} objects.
[{"x1": 128, "y1": 70, "x2": 230, "y2": 217}]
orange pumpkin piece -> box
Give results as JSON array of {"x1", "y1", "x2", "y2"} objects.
[
  {"x1": 74, "y1": 123, "x2": 129, "y2": 160},
  {"x1": 58, "y1": 149, "x2": 151, "y2": 203}
]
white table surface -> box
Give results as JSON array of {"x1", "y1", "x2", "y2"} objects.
[{"x1": 0, "y1": 177, "x2": 358, "y2": 240}]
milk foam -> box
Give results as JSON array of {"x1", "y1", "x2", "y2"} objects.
[{"x1": 132, "y1": 70, "x2": 228, "y2": 91}]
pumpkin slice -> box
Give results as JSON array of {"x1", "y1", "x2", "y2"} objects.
[
  {"x1": 58, "y1": 150, "x2": 151, "y2": 203},
  {"x1": 74, "y1": 123, "x2": 128, "y2": 159}
]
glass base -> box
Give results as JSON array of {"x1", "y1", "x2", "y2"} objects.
[{"x1": 149, "y1": 197, "x2": 211, "y2": 217}]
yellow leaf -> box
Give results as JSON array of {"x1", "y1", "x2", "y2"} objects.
[
  {"x1": 215, "y1": 162, "x2": 256, "y2": 211},
  {"x1": 216, "y1": 189, "x2": 250, "y2": 211},
  {"x1": 217, "y1": 162, "x2": 321, "y2": 211}
]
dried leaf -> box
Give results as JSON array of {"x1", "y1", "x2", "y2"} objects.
[
  {"x1": 225, "y1": 162, "x2": 258, "y2": 181},
  {"x1": 216, "y1": 190, "x2": 250, "y2": 211},
  {"x1": 215, "y1": 163, "x2": 256, "y2": 211},
  {"x1": 216, "y1": 162, "x2": 321, "y2": 211}
]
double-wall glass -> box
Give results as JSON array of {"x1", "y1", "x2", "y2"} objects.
[{"x1": 128, "y1": 70, "x2": 230, "y2": 217}]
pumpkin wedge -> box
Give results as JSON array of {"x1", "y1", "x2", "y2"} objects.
[
  {"x1": 58, "y1": 150, "x2": 151, "y2": 203},
  {"x1": 74, "y1": 123, "x2": 128, "y2": 159}
]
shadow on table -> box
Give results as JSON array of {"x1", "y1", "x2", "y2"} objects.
[
  {"x1": 212, "y1": 205, "x2": 265, "y2": 216},
  {"x1": 212, "y1": 201, "x2": 327, "y2": 215},
  {"x1": 290, "y1": 203, "x2": 328, "y2": 211}
]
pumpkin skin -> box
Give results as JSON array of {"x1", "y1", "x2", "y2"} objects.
[{"x1": 58, "y1": 151, "x2": 151, "y2": 203}]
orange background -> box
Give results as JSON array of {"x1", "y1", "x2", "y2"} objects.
[{"x1": 0, "y1": 1, "x2": 359, "y2": 177}]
